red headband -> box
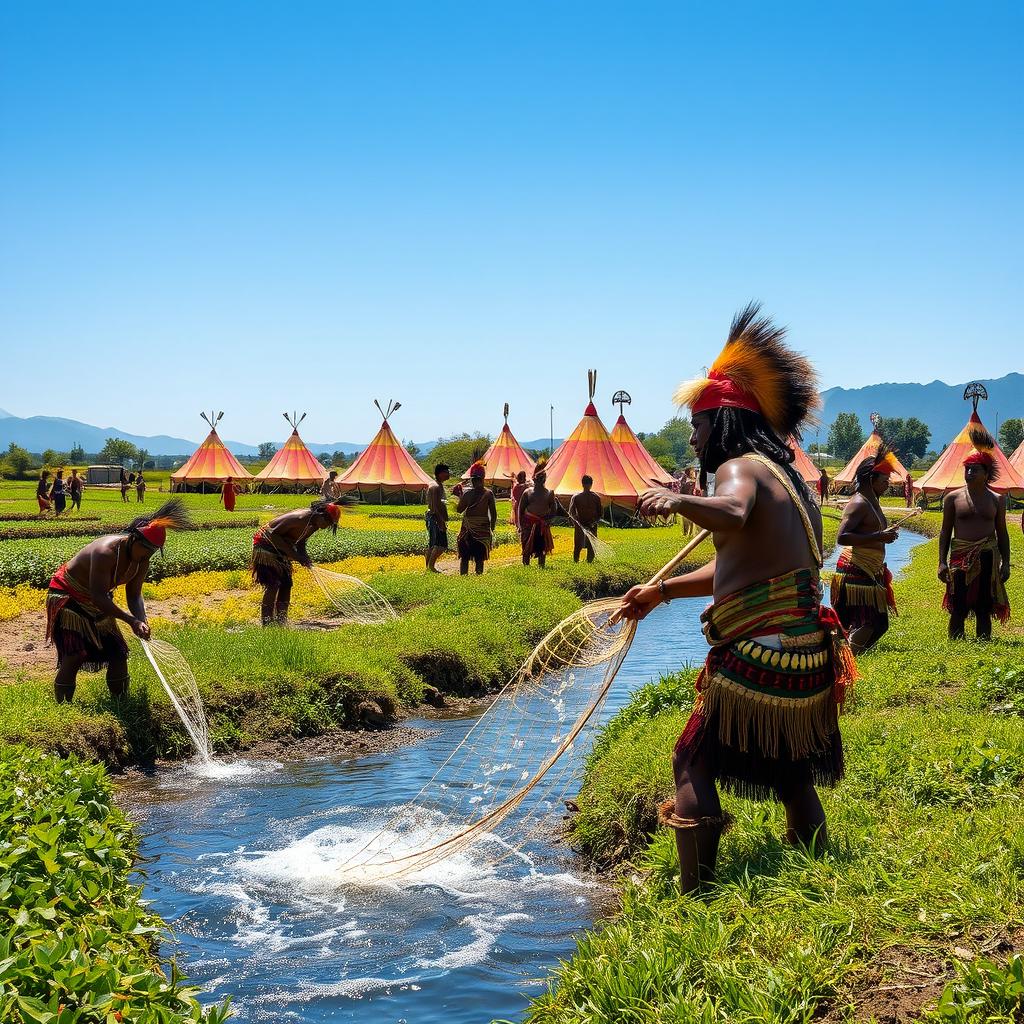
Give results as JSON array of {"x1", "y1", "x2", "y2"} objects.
[
  {"x1": 469, "y1": 462, "x2": 486, "y2": 478},
  {"x1": 138, "y1": 523, "x2": 166, "y2": 548},
  {"x1": 689, "y1": 371, "x2": 763, "y2": 418},
  {"x1": 963, "y1": 451, "x2": 995, "y2": 470},
  {"x1": 324, "y1": 503, "x2": 342, "y2": 524}
]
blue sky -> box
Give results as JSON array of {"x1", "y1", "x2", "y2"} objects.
[{"x1": 1, "y1": 1, "x2": 1021, "y2": 445}]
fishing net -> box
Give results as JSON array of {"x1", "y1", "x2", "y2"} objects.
[
  {"x1": 333, "y1": 530, "x2": 710, "y2": 884},
  {"x1": 568, "y1": 518, "x2": 615, "y2": 560},
  {"x1": 308, "y1": 566, "x2": 399, "y2": 625},
  {"x1": 140, "y1": 637, "x2": 212, "y2": 762}
]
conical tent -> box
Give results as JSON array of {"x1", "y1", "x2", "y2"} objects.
[
  {"x1": 789, "y1": 438, "x2": 822, "y2": 486},
  {"x1": 254, "y1": 414, "x2": 328, "y2": 488},
  {"x1": 914, "y1": 411, "x2": 1024, "y2": 497},
  {"x1": 543, "y1": 372, "x2": 650, "y2": 512},
  {"x1": 336, "y1": 400, "x2": 433, "y2": 503},
  {"x1": 1009, "y1": 437, "x2": 1024, "y2": 476},
  {"x1": 610, "y1": 413, "x2": 675, "y2": 487},
  {"x1": 833, "y1": 431, "x2": 910, "y2": 493},
  {"x1": 463, "y1": 403, "x2": 534, "y2": 489},
  {"x1": 171, "y1": 413, "x2": 252, "y2": 490}
]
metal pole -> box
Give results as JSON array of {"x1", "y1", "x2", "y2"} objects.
[{"x1": 550, "y1": 405, "x2": 554, "y2": 456}]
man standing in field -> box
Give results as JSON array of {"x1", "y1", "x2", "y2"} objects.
[
  {"x1": 817, "y1": 467, "x2": 829, "y2": 507},
  {"x1": 510, "y1": 470, "x2": 528, "y2": 530},
  {"x1": 619, "y1": 304, "x2": 855, "y2": 894},
  {"x1": 519, "y1": 459, "x2": 557, "y2": 567},
  {"x1": 456, "y1": 461, "x2": 498, "y2": 575},
  {"x1": 831, "y1": 445, "x2": 901, "y2": 653},
  {"x1": 251, "y1": 500, "x2": 342, "y2": 626},
  {"x1": 45, "y1": 498, "x2": 193, "y2": 702},
  {"x1": 221, "y1": 476, "x2": 237, "y2": 512},
  {"x1": 135, "y1": 471, "x2": 146, "y2": 503},
  {"x1": 568, "y1": 475, "x2": 603, "y2": 563},
  {"x1": 425, "y1": 463, "x2": 451, "y2": 572},
  {"x1": 938, "y1": 426, "x2": 1011, "y2": 640},
  {"x1": 68, "y1": 468, "x2": 84, "y2": 512}
]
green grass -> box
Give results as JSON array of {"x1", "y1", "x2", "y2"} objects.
[
  {"x1": 0, "y1": 745, "x2": 229, "y2": 1022},
  {"x1": 522, "y1": 530, "x2": 1024, "y2": 1023}
]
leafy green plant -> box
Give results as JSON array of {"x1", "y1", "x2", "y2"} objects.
[{"x1": 927, "y1": 955, "x2": 1024, "y2": 1023}]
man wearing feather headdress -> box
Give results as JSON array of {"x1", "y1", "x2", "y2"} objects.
[
  {"x1": 938, "y1": 427, "x2": 1011, "y2": 639},
  {"x1": 45, "y1": 498, "x2": 194, "y2": 702},
  {"x1": 519, "y1": 458, "x2": 557, "y2": 567},
  {"x1": 831, "y1": 444, "x2": 902, "y2": 653},
  {"x1": 456, "y1": 460, "x2": 497, "y2": 574},
  {"x1": 619, "y1": 304, "x2": 855, "y2": 893},
  {"x1": 251, "y1": 500, "x2": 342, "y2": 626}
]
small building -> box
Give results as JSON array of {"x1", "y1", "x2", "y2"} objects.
[{"x1": 86, "y1": 464, "x2": 126, "y2": 485}]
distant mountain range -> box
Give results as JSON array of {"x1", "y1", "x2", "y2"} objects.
[{"x1": 2, "y1": 372, "x2": 1021, "y2": 458}]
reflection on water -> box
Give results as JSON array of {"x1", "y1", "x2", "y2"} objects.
[{"x1": 122, "y1": 529, "x2": 924, "y2": 1022}]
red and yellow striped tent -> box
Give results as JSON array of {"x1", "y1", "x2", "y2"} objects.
[
  {"x1": 833, "y1": 431, "x2": 910, "y2": 494},
  {"x1": 1009, "y1": 437, "x2": 1024, "y2": 477},
  {"x1": 463, "y1": 404, "x2": 534, "y2": 490},
  {"x1": 336, "y1": 402, "x2": 433, "y2": 503},
  {"x1": 790, "y1": 438, "x2": 822, "y2": 486},
  {"x1": 914, "y1": 411, "x2": 1024, "y2": 497},
  {"x1": 254, "y1": 416, "x2": 327, "y2": 488},
  {"x1": 171, "y1": 414, "x2": 251, "y2": 490},
  {"x1": 544, "y1": 374, "x2": 650, "y2": 512},
  {"x1": 610, "y1": 414, "x2": 674, "y2": 488}
]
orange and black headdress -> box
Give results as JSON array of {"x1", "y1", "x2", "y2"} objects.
[
  {"x1": 533, "y1": 455, "x2": 548, "y2": 480},
  {"x1": 856, "y1": 440, "x2": 900, "y2": 488},
  {"x1": 468, "y1": 459, "x2": 487, "y2": 479},
  {"x1": 126, "y1": 497, "x2": 193, "y2": 554},
  {"x1": 674, "y1": 303, "x2": 820, "y2": 440},
  {"x1": 964, "y1": 423, "x2": 999, "y2": 481}
]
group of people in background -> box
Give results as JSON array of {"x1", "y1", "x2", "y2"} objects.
[
  {"x1": 118, "y1": 467, "x2": 146, "y2": 503},
  {"x1": 37, "y1": 468, "x2": 84, "y2": 515}
]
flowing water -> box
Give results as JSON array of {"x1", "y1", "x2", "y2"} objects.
[{"x1": 120, "y1": 530, "x2": 924, "y2": 1023}]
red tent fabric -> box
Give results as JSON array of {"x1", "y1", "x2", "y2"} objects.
[
  {"x1": 610, "y1": 414, "x2": 674, "y2": 487},
  {"x1": 336, "y1": 417, "x2": 433, "y2": 501},
  {"x1": 171, "y1": 428, "x2": 252, "y2": 488},
  {"x1": 544, "y1": 401, "x2": 650, "y2": 511},
  {"x1": 1009, "y1": 437, "x2": 1024, "y2": 476},
  {"x1": 254, "y1": 429, "x2": 328, "y2": 486},
  {"x1": 789, "y1": 438, "x2": 822, "y2": 486},
  {"x1": 914, "y1": 412, "x2": 1024, "y2": 497},
  {"x1": 464, "y1": 418, "x2": 534, "y2": 488},
  {"x1": 833, "y1": 431, "x2": 910, "y2": 493}
]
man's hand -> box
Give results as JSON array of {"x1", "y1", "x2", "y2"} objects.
[
  {"x1": 938, "y1": 563, "x2": 950, "y2": 584},
  {"x1": 1001, "y1": 561, "x2": 1011, "y2": 583},
  {"x1": 638, "y1": 487, "x2": 679, "y2": 518},
  {"x1": 130, "y1": 618, "x2": 151, "y2": 640},
  {"x1": 618, "y1": 584, "x2": 663, "y2": 621},
  {"x1": 300, "y1": 557, "x2": 314, "y2": 570},
  {"x1": 880, "y1": 527, "x2": 899, "y2": 544}
]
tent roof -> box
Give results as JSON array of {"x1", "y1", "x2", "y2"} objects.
[
  {"x1": 170, "y1": 428, "x2": 252, "y2": 484},
  {"x1": 462, "y1": 422, "x2": 534, "y2": 485},
  {"x1": 914, "y1": 412, "x2": 1024, "y2": 496},
  {"x1": 254, "y1": 429, "x2": 328, "y2": 484},
  {"x1": 336, "y1": 418, "x2": 433, "y2": 491},
  {"x1": 833, "y1": 431, "x2": 910, "y2": 487},
  {"x1": 1009, "y1": 437, "x2": 1024, "y2": 475},
  {"x1": 544, "y1": 402, "x2": 650, "y2": 508},
  {"x1": 610, "y1": 414, "x2": 674, "y2": 487},
  {"x1": 789, "y1": 438, "x2": 822, "y2": 486}
]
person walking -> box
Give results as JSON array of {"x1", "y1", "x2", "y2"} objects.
[
  {"x1": 68, "y1": 468, "x2": 84, "y2": 512},
  {"x1": 135, "y1": 471, "x2": 146, "y2": 503},
  {"x1": 51, "y1": 469, "x2": 67, "y2": 516},
  {"x1": 120, "y1": 467, "x2": 130, "y2": 502},
  {"x1": 37, "y1": 470, "x2": 53, "y2": 514}
]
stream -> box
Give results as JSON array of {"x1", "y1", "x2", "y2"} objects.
[{"x1": 119, "y1": 529, "x2": 924, "y2": 1023}]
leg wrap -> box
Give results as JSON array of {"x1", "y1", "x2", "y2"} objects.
[{"x1": 658, "y1": 799, "x2": 734, "y2": 833}]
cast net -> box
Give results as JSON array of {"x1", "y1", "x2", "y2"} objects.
[
  {"x1": 140, "y1": 636, "x2": 213, "y2": 763},
  {"x1": 308, "y1": 566, "x2": 399, "y2": 625},
  {"x1": 332, "y1": 530, "x2": 710, "y2": 884}
]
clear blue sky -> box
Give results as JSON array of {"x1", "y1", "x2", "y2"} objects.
[{"x1": 1, "y1": 1, "x2": 1021, "y2": 446}]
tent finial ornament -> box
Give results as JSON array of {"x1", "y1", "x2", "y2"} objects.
[
  {"x1": 869, "y1": 411, "x2": 882, "y2": 429},
  {"x1": 612, "y1": 390, "x2": 632, "y2": 416},
  {"x1": 503, "y1": 402, "x2": 509, "y2": 423},
  {"x1": 588, "y1": 370, "x2": 597, "y2": 402},
  {"x1": 963, "y1": 381, "x2": 988, "y2": 413}
]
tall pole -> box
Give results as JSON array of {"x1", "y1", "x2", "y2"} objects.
[{"x1": 549, "y1": 405, "x2": 554, "y2": 456}]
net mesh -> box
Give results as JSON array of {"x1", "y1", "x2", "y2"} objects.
[
  {"x1": 309, "y1": 566, "x2": 399, "y2": 624},
  {"x1": 140, "y1": 636, "x2": 212, "y2": 762}
]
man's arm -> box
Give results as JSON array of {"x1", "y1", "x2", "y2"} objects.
[
  {"x1": 124, "y1": 563, "x2": 150, "y2": 629},
  {"x1": 487, "y1": 492, "x2": 497, "y2": 531},
  {"x1": 456, "y1": 490, "x2": 473, "y2": 514},
  {"x1": 995, "y1": 494, "x2": 1011, "y2": 581},
  {"x1": 938, "y1": 493, "x2": 956, "y2": 581},
  {"x1": 518, "y1": 489, "x2": 530, "y2": 523},
  {"x1": 620, "y1": 557, "x2": 717, "y2": 620},
  {"x1": 640, "y1": 459, "x2": 757, "y2": 533}
]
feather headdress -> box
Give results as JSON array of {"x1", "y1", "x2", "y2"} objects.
[
  {"x1": 674, "y1": 303, "x2": 820, "y2": 439},
  {"x1": 468, "y1": 459, "x2": 487, "y2": 478},
  {"x1": 127, "y1": 497, "x2": 193, "y2": 552},
  {"x1": 533, "y1": 455, "x2": 548, "y2": 479},
  {"x1": 856, "y1": 439, "x2": 900, "y2": 486},
  {"x1": 964, "y1": 423, "x2": 999, "y2": 480}
]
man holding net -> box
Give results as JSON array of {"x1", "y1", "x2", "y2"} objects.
[
  {"x1": 251, "y1": 501, "x2": 342, "y2": 626},
  {"x1": 45, "y1": 497, "x2": 193, "y2": 703},
  {"x1": 619, "y1": 304, "x2": 855, "y2": 894},
  {"x1": 568, "y1": 475, "x2": 603, "y2": 563}
]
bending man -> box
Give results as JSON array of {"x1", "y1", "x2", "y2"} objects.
[
  {"x1": 252, "y1": 500, "x2": 341, "y2": 626},
  {"x1": 46, "y1": 498, "x2": 193, "y2": 702},
  {"x1": 620, "y1": 304, "x2": 854, "y2": 894}
]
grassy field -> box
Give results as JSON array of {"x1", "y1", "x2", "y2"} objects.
[{"x1": 522, "y1": 529, "x2": 1024, "y2": 1024}]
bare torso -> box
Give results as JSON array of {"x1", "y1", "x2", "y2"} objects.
[
  {"x1": 523, "y1": 484, "x2": 557, "y2": 519},
  {"x1": 569, "y1": 490, "x2": 602, "y2": 526},
  {"x1": 946, "y1": 485, "x2": 999, "y2": 543},
  {"x1": 427, "y1": 482, "x2": 448, "y2": 521},
  {"x1": 837, "y1": 491, "x2": 887, "y2": 555},
  {"x1": 64, "y1": 535, "x2": 149, "y2": 594}
]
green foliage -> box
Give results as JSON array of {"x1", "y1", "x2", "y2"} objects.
[
  {"x1": 5, "y1": 443, "x2": 36, "y2": 476},
  {"x1": 0, "y1": 745, "x2": 229, "y2": 1022},
  {"x1": 826, "y1": 412, "x2": 866, "y2": 461},
  {"x1": 0, "y1": 517, "x2": 259, "y2": 541},
  {"x1": 974, "y1": 664, "x2": 1024, "y2": 717},
  {"x1": 98, "y1": 437, "x2": 137, "y2": 465},
  {"x1": 67, "y1": 444, "x2": 86, "y2": 464},
  {"x1": 257, "y1": 441, "x2": 277, "y2": 460},
  {"x1": 926, "y1": 954, "x2": 1024, "y2": 1023},
  {"x1": 998, "y1": 418, "x2": 1024, "y2": 456},
  {"x1": 638, "y1": 418, "x2": 694, "y2": 472},
  {"x1": 879, "y1": 415, "x2": 932, "y2": 461},
  {"x1": 422, "y1": 433, "x2": 492, "y2": 477}
]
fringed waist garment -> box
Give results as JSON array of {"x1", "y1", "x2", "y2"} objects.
[
  {"x1": 45, "y1": 563, "x2": 128, "y2": 670},
  {"x1": 251, "y1": 529, "x2": 293, "y2": 587},
  {"x1": 830, "y1": 546, "x2": 896, "y2": 614},
  {"x1": 675, "y1": 567, "x2": 857, "y2": 801},
  {"x1": 521, "y1": 512, "x2": 554, "y2": 557},
  {"x1": 458, "y1": 496, "x2": 493, "y2": 560},
  {"x1": 943, "y1": 535, "x2": 1010, "y2": 623}
]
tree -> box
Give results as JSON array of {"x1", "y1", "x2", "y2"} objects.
[
  {"x1": 878, "y1": 417, "x2": 931, "y2": 462},
  {"x1": 5, "y1": 442, "x2": 34, "y2": 476},
  {"x1": 406, "y1": 442, "x2": 421, "y2": 459},
  {"x1": 422, "y1": 433, "x2": 492, "y2": 477},
  {"x1": 136, "y1": 448, "x2": 151, "y2": 469},
  {"x1": 999, "y1": 418, "x2": 1024, "y2": 455},
  {"x1": 641, "y1": 434, "x2": 674, "y2": 469},
  {"x1": 41, "y1": 449, "x2": 59, "y2": 468},
  {"x1": 657, "y1": 417, "x2": 694, "y2": 467},
  {"x1": 331, "y1": 450, "x2": 348, "y2": 468},
  {"x1": 99, "y1": 437, "x2": 138, "y2": 465},
  {"x1": 67, "y1": 443, "x2": 86, "y2": 464},
  {"x1": 827, "y1": 413, "x2": 865, "y2": 462},
  {"x1": 257, "y1": 442, "x2": 277, "y2": 460}
]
